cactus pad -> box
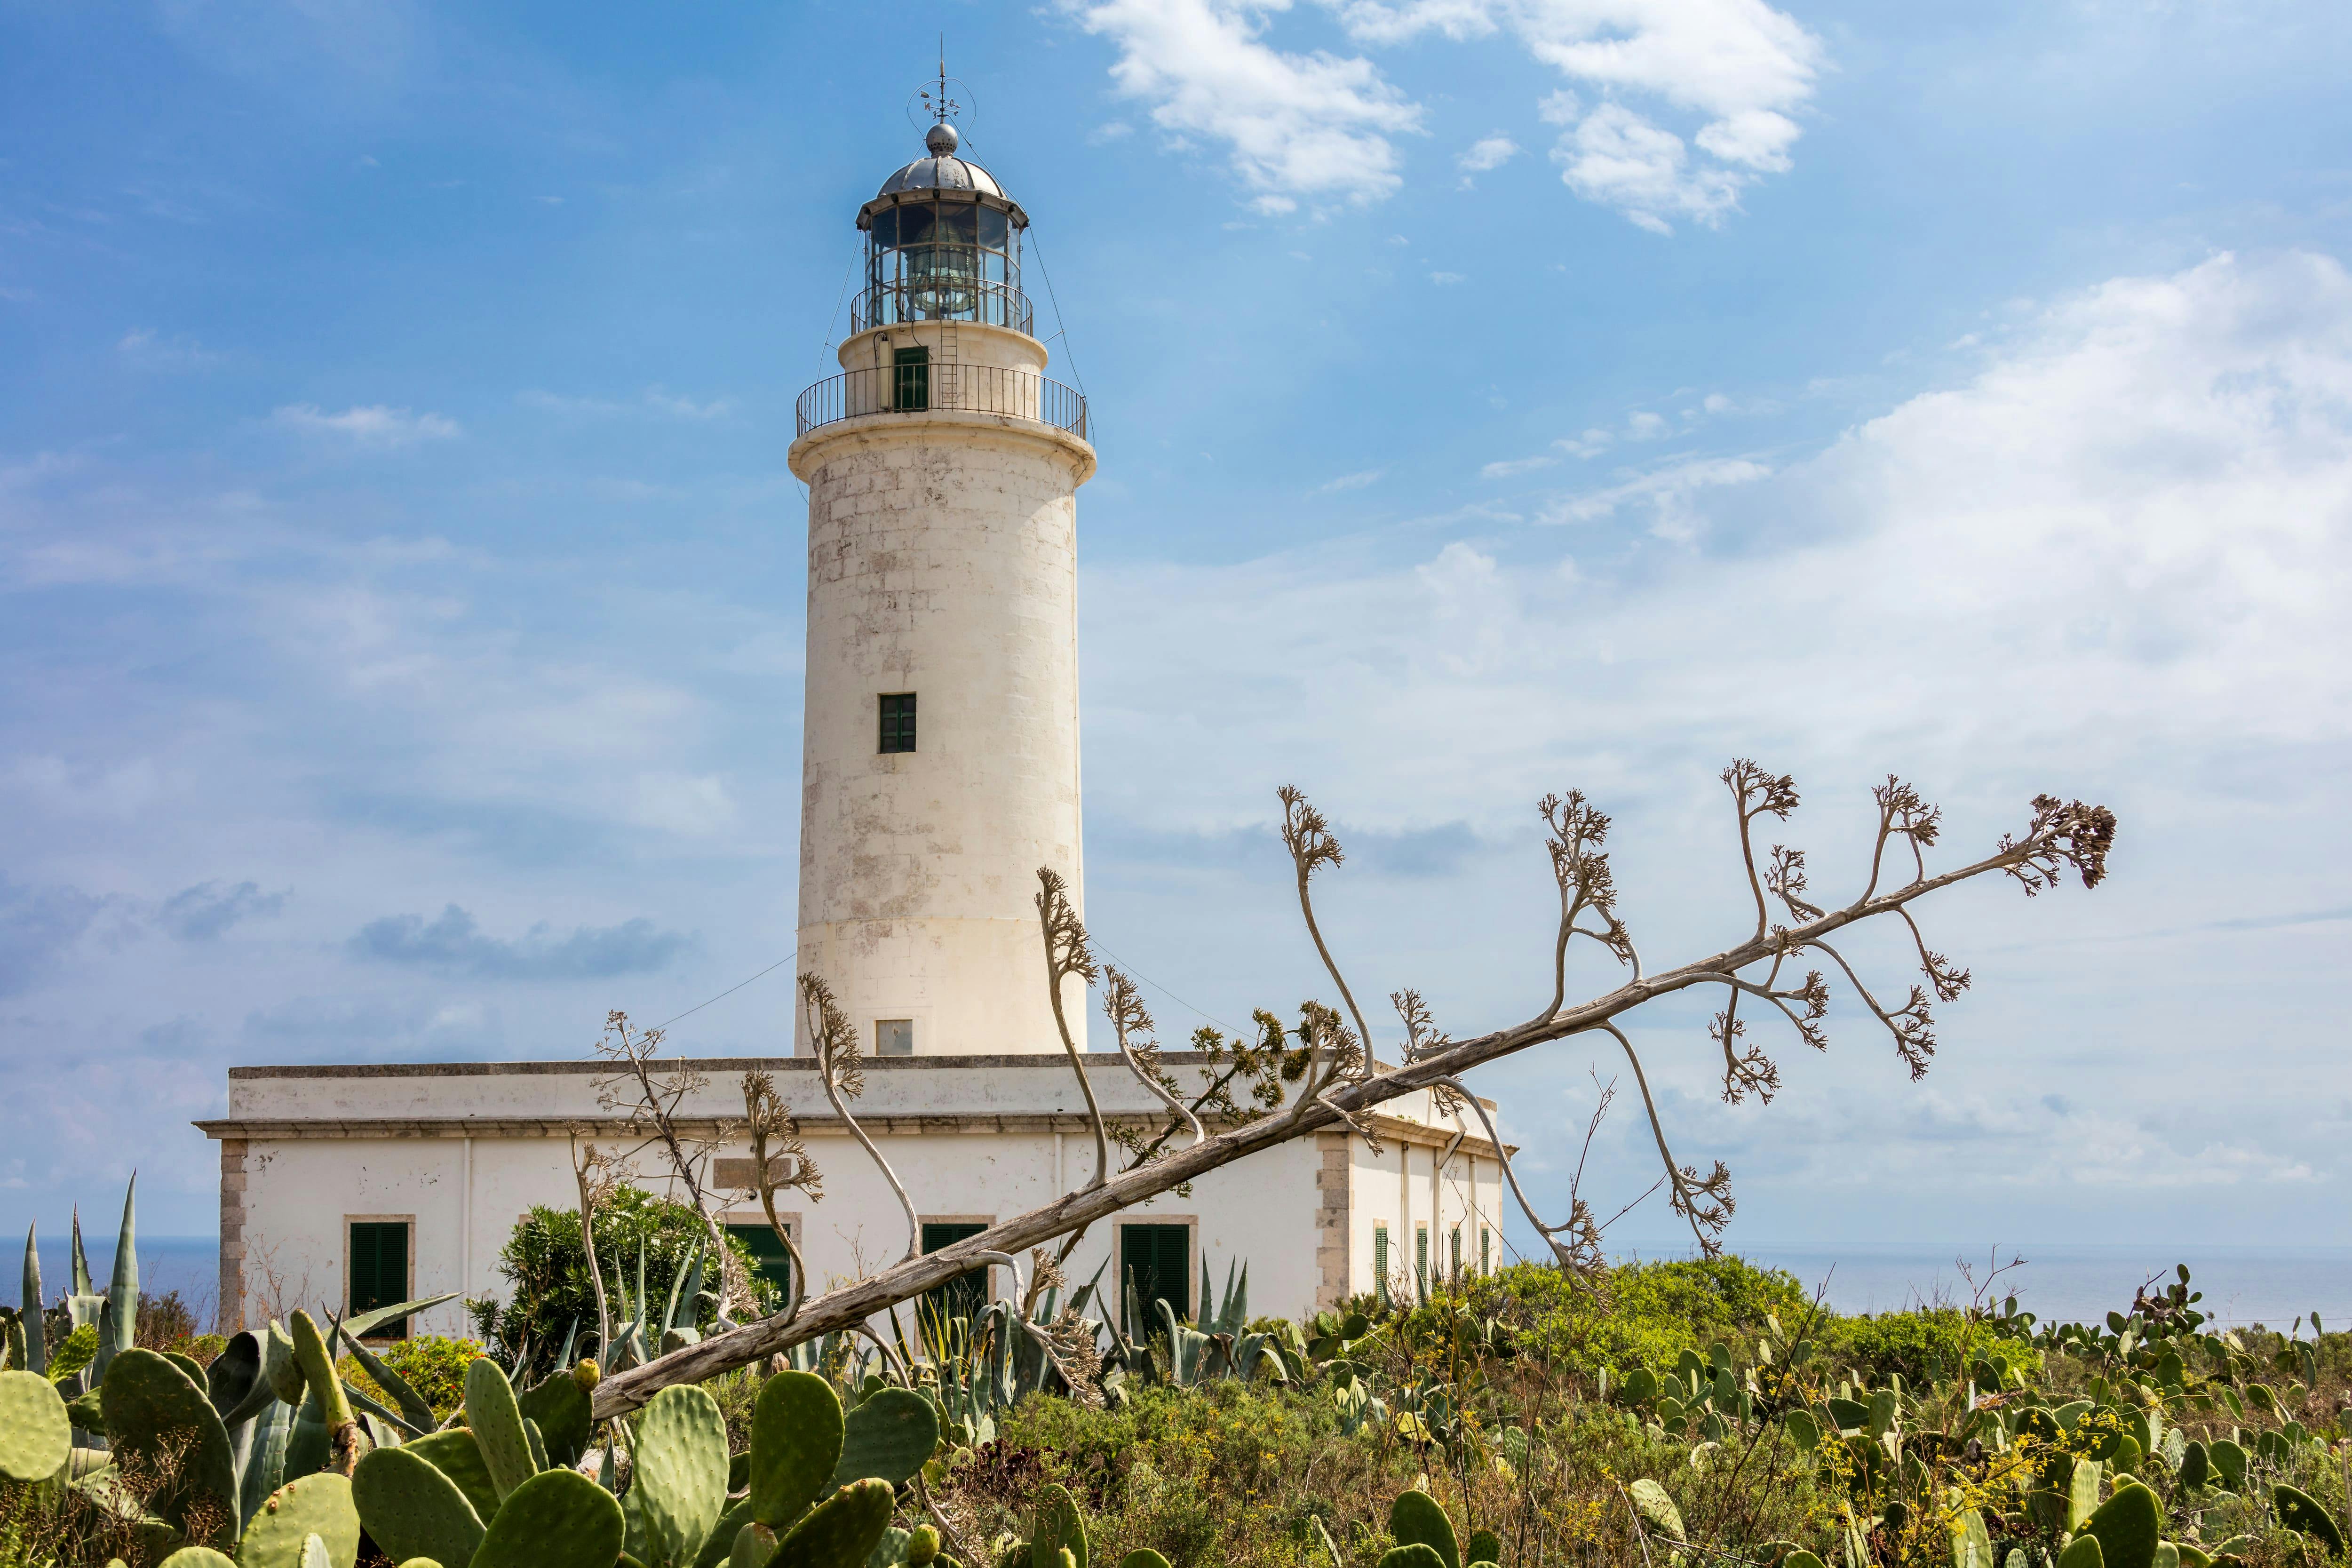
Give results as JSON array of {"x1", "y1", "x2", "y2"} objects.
[
  {"x1": 100, "y1": 1348, "x2": 237, "y2": 1541},
  {"x1": 265, "y1": 1321, "x2": 305, "y2": 1404},
  {"x1": 463, "y1": 1356, "x2": 540, "y2": 1503},
  {"x1": 634, "y1": 1382, "x2": 731, "y2": 1568},
  {"x1": 0, "y1": 1370, "x2": 71, "y2": 1482},
  {"x1": 731, "y1": 1521, "x2": 779, "y2": 1568},
  {"x1": 238, "y1": 1472, "x2": 361, "y2": 1568},
  {"x1": 908, "y1": 1526, "x2": 940, "y2": 1566},
  {"x1": 2057, "y1": 1537, "x2": 2105, "y2": 1568},
  {"x1": 1031, "y1": 1484, "x2": 1087, "y2": 1568},
  {"x1": 830, "y1": 1390, "x2": 939, "y2": 1492},
  {"x1": 1115, "y1": 1555, "x2": 1170, "y2": 1568},
  {"x1": 2083, "y1": 1484, "x2": 2161, "y2": 1568},
  {"x1": 1380, "y1": 1549, "x2": 1449, "y2": 1568},
  {"x1": 352, "y1": 1445, "x2": 485, "y2": 1568},
  {"x1": 773, "y1": 1479, "x2": 896, "y2": 1568},
  {"x1": 157, "y1": 1550, "x2": 238, "y2": 1567},
  {"x1": 749, "y1": 1371, "x2": 844, "y2": 1530},
  {"x1": 2275, "y1": 1486, "x2": 2347, "y2": 1557},
  {"x1": 470, "y1": 1467, "x2": 627, "y2": 1568},
  {"x1": 399, "y1": 1427, "x2": 501, "y2": 1524},
  {"x1": 518, "y1": 1368, "x2": 596, "y2": 1469},
  {"x1": 696, "y1": 1500, "x2": 759, "y2": 1568},
  {"x1": 1389, "y1": 1491, "x2": 1458, "y2": 1568},
  {"x1": 1466, "y1": 1530, "x2": 1501, "y2": 1568}
]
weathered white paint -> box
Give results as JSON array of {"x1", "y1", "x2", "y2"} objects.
[{"x1": 786, "y1": 314, "x2": 1094, "y2": 1060}]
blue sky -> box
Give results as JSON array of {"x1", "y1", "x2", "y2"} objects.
[{"x1": 4, "y1": 0, "x2": 2350, "y2": 1257}]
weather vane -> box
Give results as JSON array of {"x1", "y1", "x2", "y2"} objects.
[{"x1": 910, "y1": 38, "x2": 973, "y2": 137}]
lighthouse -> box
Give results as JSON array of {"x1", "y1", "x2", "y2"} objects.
[
  {"x1": 787, "y1": 118, "x2": 1095, "y2": 1059},
  {"x1": 206, "y1": 106, "x2": 1505, "y2": 1341}
]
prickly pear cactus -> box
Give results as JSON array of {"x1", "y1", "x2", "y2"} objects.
[
  {"x1": 400, "y1": 1426, "x2": 502, "y2": 1523},
  {"x1": 2056, "y1": 1536, "x2": 2105, "y2": 1568},
  {"x1": 1389, "y1": 1491, "x2": 1459, "y2": 1568},
  {"x1": 157, "y1": 1548, "x2": 238, "y2": 1567},
  {"x1": 829, "y1": 1389, "x2": 940, "y2": 1492},
  {"x1": 1381, "y1": 1549, "x2": 1449, "y2": 1568},
  {"x1": 464, "y1": 1355, "x2": 541, "y2": 1502},
  {"x1": 772, "y1": 1479, "x2": 897, "y2": 1568},
  {"x1": 100, "y1": 1347, "x2": 238, "y2": 1541},
  {"x1": 237, "y1": 1472, "x2": 362, "y2": 1568},
  {"x1": 0, "y1": 1369, "x2": 71, "y2": 1482},
  {"x1": 731, "y1": 1522, "x2": 779, "y2": 1568},
  {"x1": 2275, "y1": 1485, "x2": 2347, "y2": 1557},
  {"x1": 518, "y1": 1366, "x2": 596, "y2": 1469},
  {"x1": 1114, "y1": 1554, "x2": 1169, "y2": 1568},
  {"x1": 469, "y1": 1466, "x2": 627, "y2": 1568},
  {"x1": 634, "y1": 1382, "x2": 732, "y2": 1568},
  {"x1": 352, "y1": 1444, "x2": 486, "y2": 1568},
  {"x1": 2082, "y1": 1481, "x2": 2161, "y2": 1568},
  {"x1": 750, "y1": 1370, "x2": 846, "y2": 1529},
  {"x1": 907, "y1": 1525, "x2": 940, "y2": 1566},
  {"x1": 1466, "y1": 1529, "x2": 1502, "y2": 1568},
  {"x1": 1031, "y1": 1484, "x2": 1087, "y2": 1568}
]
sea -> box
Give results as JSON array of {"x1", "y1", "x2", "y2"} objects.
[
  {"x1": 1609, "y1": 1240, "x2": 2352, "y2": 1331},
  {"x1": 20, "y1": 1236, "x2": 2352, "y2": 1336}
]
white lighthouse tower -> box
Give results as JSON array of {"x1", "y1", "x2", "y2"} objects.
[{"x1": 786, "y1": 113, "x2": 1095, "y2": 1058}]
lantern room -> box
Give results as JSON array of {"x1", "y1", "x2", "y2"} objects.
[{"x1": 855, "y1": 123, "x2": 1032, "y2": 335}]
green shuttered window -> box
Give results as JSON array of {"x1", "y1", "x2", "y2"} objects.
[
  {"x1": 921, "y1": 1221, "x2": 989, "y2": 1332},
  {"x1": 1120, "y1": 1223, "x2": 1190, "y2": 1336},
  {"x1": 727, "y1": 1223, "x2": 794, "y2": 1305},
  {"x1": 348, "y1": 1221, "x2": 411, "y2": 1340},
  {"x1": 879, "y1": 693, "x2": 917, "y2": 754},
  {"x1": 1373, "y1": 1224, "x2": 1390, "y2": 1305}
]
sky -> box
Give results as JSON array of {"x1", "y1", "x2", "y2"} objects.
[{"x1": 3, "y1": 0, "x2": 2349, "y2": 1260}]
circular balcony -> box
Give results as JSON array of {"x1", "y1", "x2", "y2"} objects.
[
  {"x1": 795, "y1": 361, "x2": 1089, "y2": 443},
  {"x1": 851, "y1": 279, "x2": 1034, "y2": 337}
]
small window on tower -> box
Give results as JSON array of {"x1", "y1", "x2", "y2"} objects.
[
  {"x1": 876, "y1": 1019, "x2": 914, "y2": 1056},
  {"x1": 879, "y1": 692, "x2": 917, "y2": 753}
]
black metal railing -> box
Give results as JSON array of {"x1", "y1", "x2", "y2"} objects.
[
  {"x1": 795, "y1": 362, "x2": 1089, "y2": 442},
  {"x1": 852, "y1": 279, "x2": 1034, "y2": 335}
]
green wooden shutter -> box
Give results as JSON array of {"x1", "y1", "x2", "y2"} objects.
[
  {"x1": 893, "y1": 346, "x2": 930, "y2": 411},
  {"x1": 1451, "y1": 1226, "x2": 1462, "y2": 1280},
  {"x1": 1373, "y1": 1225, "x2": 1390, "y2": 1305},
  {"x1": 1119, "y1": 1224, "x2": 1190, "y2": 1334},
  {"x1": 726, "y1": 1223, "x2": 794, "y2": 1305},
  {"x1": 349, "y1": 1222, "x2": 410, "y2": 1339},
  {"x1": 920, "y1": 1222, "x2": 989, "y2": 1337},
  {"x1": 1481, "y1": 1226, "x2": 1491, "y2": 1275}
]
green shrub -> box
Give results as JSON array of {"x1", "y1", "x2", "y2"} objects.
[
  {"x1": 341, "y1": 1333, "x2": 481, "y2": 1418},
  {"x1": 1823, "y1": 1306, "x2": 2044, "y2": 1385},
  {"x1": 467, "y1": 1186, "x2": 774, "y2": 1375},
  {"x1": 1414, "y1": 1257, "x2": 1812, "y2": 1381}
]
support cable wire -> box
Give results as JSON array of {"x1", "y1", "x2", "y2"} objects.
[
  {"x1": 951, "y1": 127, "x2": 1095, "y2": 447},
  {"x1": 652, "y1": 948, "x2": 798, "y2": 1033}
]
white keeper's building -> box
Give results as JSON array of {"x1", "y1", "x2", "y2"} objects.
[{"x1": 199, "y1": 115, "x2": 1505, "y2": 1345}]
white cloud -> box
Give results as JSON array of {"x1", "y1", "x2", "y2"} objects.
[
  {"x1": 1554, "y1": 427, "x2": 1613, "y2": 458},
  {"x1": 1075, "y1": 251, "x2": 2352, "y2": 1241},
  {"x1": 1457, "y1": 133, "x2": 1520, "y2": 172},
  {"x1": 1542, "y1": 454, "x2": 1770, "y2": 538},
  {"x1": 1068, "y1": 0, "x2": 1423, "y2": 206},
  {"x1": 1345, "y1": 0, "x2": 1819, "y2": 229},
  {"x1": 1626, "y1": 410, "x2": 1669, "y2": 439},
  {"x1": 269, "y1": 403, "x2": 459, "y2": 446},
  {"x1": 118, "y1": 329, "x2": 220, "y2": 371},
  {"x1": 1429, "y1": 270, "x2": 1466, "y2": 284},
  {"x1": 1481, "y1": 454, "x2": 1557, "y2": 478},
  {"x1": 1319, "y1": 468, "x2": 1387, "y2": 492}
]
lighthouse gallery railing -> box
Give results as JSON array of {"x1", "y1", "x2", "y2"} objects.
[{"x1": 795, "y1": 363, "x2": 1089, "y2": 443}]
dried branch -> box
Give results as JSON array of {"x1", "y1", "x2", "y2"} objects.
[
  {"x1": 591, "y1": 776, "x2": 2117, "y2": 1417},
  {"x1": 1103, "y1": 966, "x2": 1202, "y2": 1148},
  {"x1": 1723, "y1": 761, "x2": 1801, "y2": 940},
  {"x1": 739, "y1": 1071, "x2": 821, "y2": 1325},
  {"x1": 1437, "y1": 1075, "x2": 1604, "y2": 1277},
  {"x1": 1277, "y1": 787, "x2": 1379, "y2": 1130},
  {"x1": 589, "y1": 1012, "x2": 745, "y2": 1310},
  {"x1": 1036, "y1": 868, "x2": 1112, "y2": 1189},
  {"x1": 1534, "y1": 790, "x2": 1635, "y2": 1022},
  {"x1": 799, "y1": 973, "x2": 919, "y2": 1264}
]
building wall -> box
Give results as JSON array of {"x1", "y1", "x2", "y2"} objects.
[
  {"x1": 209, "y1": 1057, "x2": 1499, "y2": 1338},
  {"x1": 788, "y1": 326, "x2": 1096, "y2": 1060}
]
